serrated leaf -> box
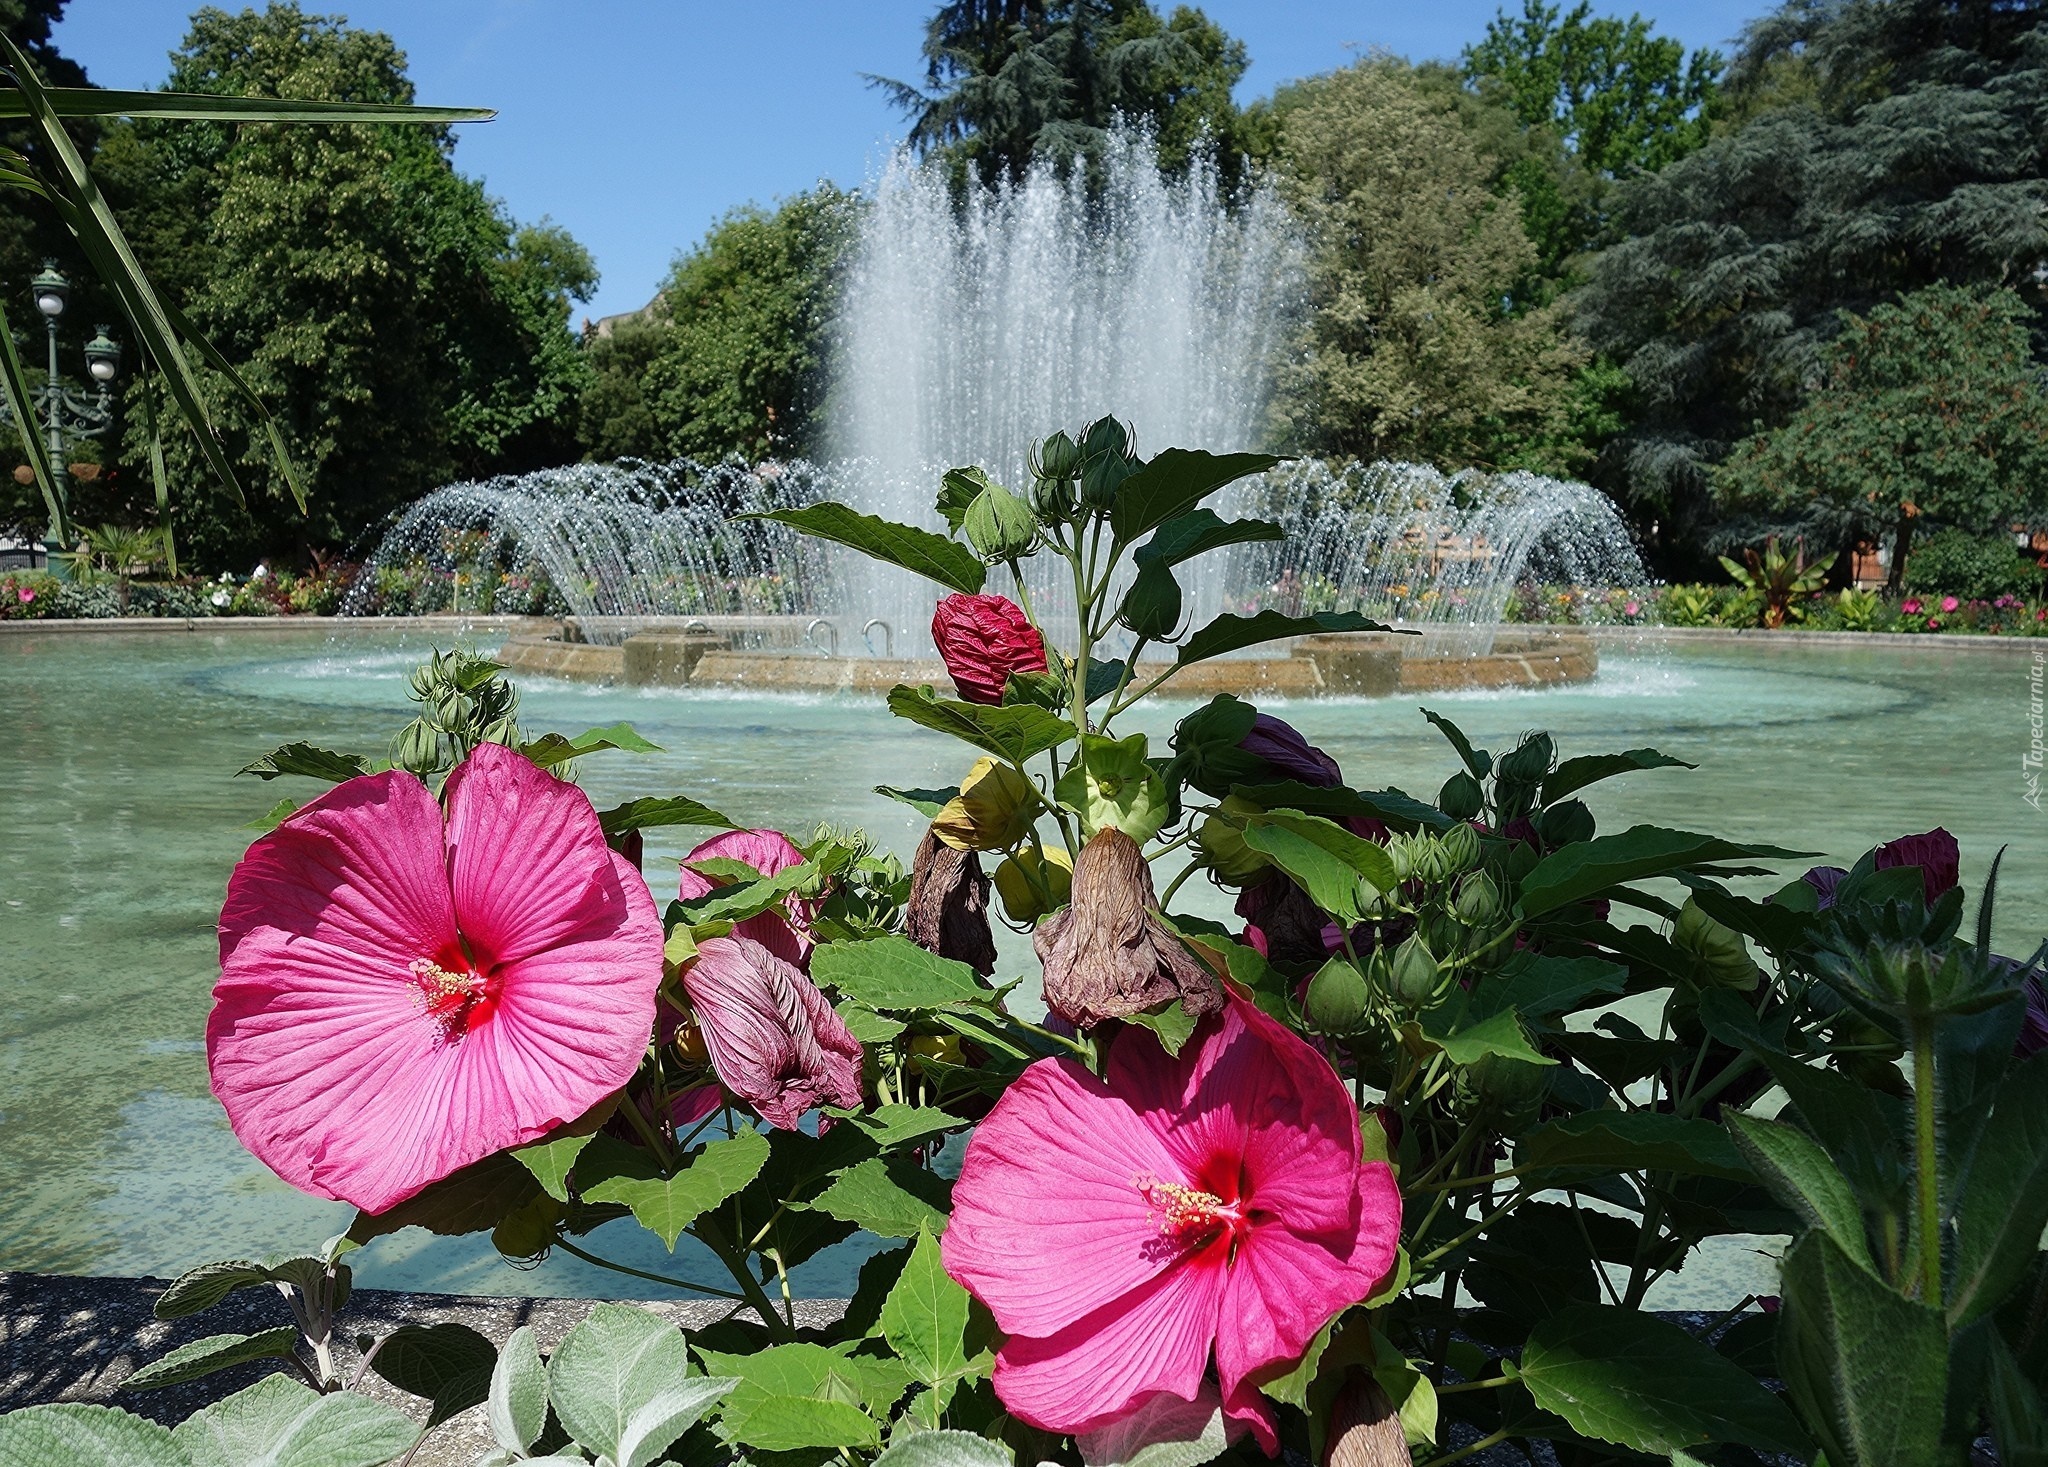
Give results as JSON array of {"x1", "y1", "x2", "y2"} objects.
[
  {"x1": 1108, "y1": 448, "x2": 1281, "y2": 543},
  {"x1": 514, "y1": 1132, "x2": 598, "y2": 1203},
  {"x1": 346, "y1": 1150, "x2": 542, "y2": 1244},
  {"x1": 812, "y1": 934, "x2": 993, "y2": 1010},
  {"x1": 672, "y1": 861, "x2": 820, "y2": 928},
  {"x1": 880, "y1": 1226, "x2": 972, "y2": 1385},
  {"x1": 522, "y1": 721, "x2": 662, "y2": 770},
  {"x1": 1240, "y1": 821, "x2": 1363, "y2": 925},
  {"x1": 237, "y1": 743, "x2": 369, "y2": 784},
  {"x1": 1414, "y1": 1005, "x2": 1556, "y2": 1067},
  {"x1": 1078, "y1": 1388, "x2": 1228, "y2": 1467},
  {"x1": 171, "y1": 1373, "x2": 419, "y2": 1467},
  {"x1": 1519, "y1": 827, "x2": 1810, "y2": 917},
  {"x1": 548, "y1": 1304, "x2": 723, "y2": 1467},
  {"x1": 1174, "y1": 609, "x2": 1396, "y2": 668},
  {"x1": 123, "y1": 1329, "x2": 301, "y2": 1391},
  {"x1": 747, "y1": 503, "x2": 986, "y2": 594},
  {"x1": 807, "y1": 1156, "x2": 951, "y2": 1238},
  {"x1": 699, "y1": 1342, "x2": 902, "y2": 1450},
  {"x1": 719, "y1": 1394, "x2": 882, "y2": 1452},
  {"x1": 1726, "y1": 1112, "x2": 1872, "y2": 1271},
  {"x1": 1476, "y1": 954, "x2": 1628, "y2": 1020},
  {"x1": 1518, "y1": 1304, "x2": 1810, "y2": 1456},
  {"x1": 842, "y1": 1105, "x2": 967, "y2": 1149},
  {"x1": 886, "y1": 685, "x2": 1073, "y2": 764},
  {"x1": 597, "y1": 795, "x2": 736, "y2": 837},
  {"x1": 367, "y1": 1322, "x2": 497, "y2": 1427},
  {"x1": 581, "y1": 1129, "x2": 771, "y2": 1249},
  {"x1": 1948, "y1": 1054, "x2": 2048, "y2": 1326},
  {"x1": 153, "y1": 1261, "x2": 271, "y2": 1320},
  {"x1": 247, "y1": 798, "x2": 300, "y2": 832},
  {"x1": 1257, "y1": 808, "x2": 1396, "y2": 893},
  {"x1": 0, "y1": 1403, "x2": 188, "y2": 1467},
  {"x1": 614, "y1": 1380, "x2": 737, "y2": 1467},
  {"x1": 487, "y1": 1325, "x2": 548, "y2": 1455},
  {"x1": 874, "y1": 1429, "x2": 1014, "y2": 1467}
]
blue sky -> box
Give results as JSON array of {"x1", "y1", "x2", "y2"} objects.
[{"x1": 54, "y1": 2, "x2": 1761, "y2": 323}]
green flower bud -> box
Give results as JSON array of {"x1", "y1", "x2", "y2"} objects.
[
  {"x1": 1079, "y1": 449, "x2": 1135, "y2": 512},
  {"x1": 1119, "y1": 559, "x2": 1183, "y2": 640},
  {"x1": 1197, "y1": 795, "x2": 1272, "y2": 885},
  {"x1": 1538, "y1": 799, "x2": 1595, "y2": 847},
  {"x1": 1498, "y1": 732, "x2": 1555, "y2": 785},
  {"x1": 1672, "y1": 897, "x2": 1761, "y2": 991},
  {"x1": 1304, "y1": 958, "x2": 1371, "y2": 1034},
  {"x1": 963, "y1": 482, "x2": 1038, "y2": 561},
  {"x1": 1410, "y1": 835, "x2": 1453, "y2": 884},
  {"x1": 1439, "y1": 771, "x2": 1484, "y2": 821},
  {"x1": 394, "y1": 717, "x2": 441, "y2": 774},
  {"x1": 1080, "y1": 416, "x2": 1131, "y2": 461},
  {"x1": 1439, "y1": 821, "x2": 1481, "y2": 875},
  {"x1": 1031, "y1": 429, "x2": 1082, "y2": 481},
  {"x1": 1453, "y1": 870, "x2": 1502, "y2": 926},
  {"x1": 1032, "y1": 474, "x2": 1076, "y2": 524},
  {"x1": 1389, "y1": 934, "x2": 1439, "y2": 1007},
  {"x1": 1471, "y1": 1053, "x2": 1549, "y2": 1115},
  {"x1": 1386, "y1": 834, "x2": 1415, "y2": 884}
]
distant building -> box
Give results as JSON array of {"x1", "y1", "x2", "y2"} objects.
[{"x1": 581, "y1": 292, "x2": 667, "y2": 344}]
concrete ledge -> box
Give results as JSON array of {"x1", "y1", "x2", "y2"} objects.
[
  {"x1": 1583, "y1": 624, "x2": 2048, "y2": 653},
  {"x1": 0, "y1": 615, "x2": 551, "y2": 637}
]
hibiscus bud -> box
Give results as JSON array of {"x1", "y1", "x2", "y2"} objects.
[
  {"x1": 1032, "y1": 474, "x2": 1076, "y2": 524},
  {"x1": 906, "y1": 829, "x2": 998, "y2": 977},
  {"x1": 1239, "y1": 712, "x2": 1343, "y2": 788},
  {"x1": 1438, "y1": 771, "x2": 1483, "y2": 820},
  {"x1": 1030, "y1": 428, "x2": 1082, "y2": 481},
  {"x1": 1498, "y1": 731, "x2": 1555, "y2": 784},
  {"x1": 932, "y1": 593, "x2": 1049, "y2": 705},
  {"x1": 1409, "y1": 835, "x2": 1453, "y2": 884},
  {"x1": 1673, "y1": 897, "x2": 1760, "y2": 991},
  {"x1": 1385, "y1": 834, "x2": 1415, "y2": 884},
  {"x1": 963, "y1": 482, "x2": 1038, "y2": 562},
  {"x1": 1389, "y1": 934, "x2": 1439, "y2": 1006},
  {"x1": 1305, "y1": 957, "x2": 1370, "y2": 1034},
  {"x1": 1438, "y1": 821, "x2": 1480, "y2": 874},
  {"x1": 1452, "y1": 870, "x2": 1502, "y2": 927},
  {"x1": 1080, "y1": 414, "x2": 1130, "y2": 462},
  {"x1": 1324, "y1": 1373, "x2": 1409, "y2": 1467},
  {"x1": 1472, "y1": 1052, "x2": 1550, "y2": 1117},
  {"x1": 1197, "y1": 795, "x2": 1272, "y2": 885},
  {"x1": 1539, "y1": 798, "x2": 1595, "y2": 847},
  {"x1": 1874, "y1": 826, "x2": 1962, "y2": 904},
  {"x1": 993, "y1": 841, "x2": 1074, "y2": 923},
  {"x1": 933, "y1": 757, "x2": 1038, "y2": 852},
  {"x1": 679, "y1": 932, "x2": 863, "y2": 1130},
  {"x1": 1034, "y1": 828, "x2": 1224, "y2": 1028}
]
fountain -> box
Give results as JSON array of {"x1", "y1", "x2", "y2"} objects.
[{"x1": 355, "y1": 130, "x2": 1639, "y2": 696}]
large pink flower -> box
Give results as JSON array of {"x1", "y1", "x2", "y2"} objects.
[
  {"x1": 209, "y1": 742, "x2": 663, "y2": 1215},
  {"x1": 942, "y1": 995, "x2": 1401, "y2": 1452}
]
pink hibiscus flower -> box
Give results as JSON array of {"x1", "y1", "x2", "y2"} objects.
[
  {"x1": 678, "y1": 827, "x2": 812, "y2": 964},
  {"x1": 209, "y1": 742, "x2": 663, "y2": 1215},
  {"x1": 942, "y1": 995, "x2": 1401, "y2": 1452}
]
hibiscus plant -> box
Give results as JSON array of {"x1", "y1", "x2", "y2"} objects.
[{"x1": 6, "y1": 425, "x2": 2048, "y2": 1467}]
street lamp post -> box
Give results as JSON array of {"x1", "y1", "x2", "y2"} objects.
[{"x1": 2, "y1": 261, "x2": 121, "y2": 573}]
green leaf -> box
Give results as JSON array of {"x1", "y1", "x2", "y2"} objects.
[
  {"x1": 346, "y1": 1150, "x2": 541, "y2": 1244},
  {"x1": 0, "y1": 1404, "x2": 188, "y2": 1467},
  {"x1": 487, "y1": 1325, "x2": 549, "y2": 1457},
  {"x1": 596, "y1": 796, "x2": 737, "y2": 837},
  {"x1": 1257, "y1": 809, "x2": 1397, "y2": 893},
  {"x1": 1174, "y1": 610, "x2": 1395, "y2": 668},
  {"x1": 1236, "y1": 781, "x2": 1453, "y2": 834},
  {"x1": 153, "y1": 1261, "x2": 271, "y2": 1320},
  {"x1": 1518, "y1": 1304, "x2": 1810, "y2": 1456},
  {"x1": 840, "y1": 1105, "x2": 967, "y2": 1149},
  {"x1": 886, "y1": 685, "x2": 1074, "y2": 764},
  {"x1": 806, "y1": 1156, "x2": 951, "y2": 1238},
  {"x1": 1078, "y1": 1390, "x2": 1229, "y2": 1467},
  {"x1": 719, "y1": 1394, "x2": 882, "y2": 1452},
  {"x1": 1520, "y1": 1111, "x2": 1754, "y2": 1183},
  {"x1": 1240, "y1": 820, "x2": 1364, "y2": 925},
  {"x1": 1476, "y1": 954, "x2": 1628, "y2": 1020},
  {"x1": 171, "y1": 1374, "x2": 419, "y2": 1467},
  {"x1": 247, "y1": 798, "x2": 300, "y2": 832},
  {"x1": 367, "y1": 1322, "x2": 497, "y2": 1427},
  {"x1": 881, "y1": 1226, "x2": 977, "y2": 1387},
  {"x1": 1541, "y1": 748, "x2": 1695, "y2": 803},
  {"x1": 1988, "y1": 1330, "x2": 2048, "y2": 1467},
  {"x1": 840, "y1": 1004, "x2": 908, "y2": 1043},
  {"x1": 812, "y1": 934, "x2": 993, "y2": 1010},
  {"x1": 1108, "y1": 448, "x2": 1281, "y2": 543},
  {"x1": 1778, "y1": 1232, "x2": 1947, "y2": 1467},
  {"x1": 123, "y1": 1329, "x2": 301, "y2": 1391},
  {"x1": 747, "y1": 504, "x2": 986, "y2": 594},
  {"x1": 548, "y1": 1303, "x2": 733, "y2": 1467},
  {"x1": 581, "y1": 1130, "x2": 770, "y2": 1249},
  {"x1": 1420, "y1": 709, "x2": 1491, "y2": 779},
  {"x1": 699, "y1": 1343, "x2": 903, "y2": 1451},
  {"x1": 1519, "y1": 826, "x2": 1811, "y2": 917},
  {"x1": 876, "y1": 785, "x2": 959, "y2": 819},
  {"x1": 1726, "y1": 1112, "x2": 1873, "y2": 1270},
  {"x1": 672, "y1": 860, "x2": 822, "y2": 928},
  {"x1": 874, "y1": 1429, "x2": 1013, "y2": 1467},
  {"x1": 237, "y1": 743, "x2": 369, "y2": 784},
  {"x1": 1133, "y1": 507, "x2": 1285, "y2": 568},
  {"x1": 1415, "y1": 1006, "x2": 1556, "y2": 1067},
  {"x1": 514, "y1": 1133, "x2": 598, "y2": 1204},
  {"x1": 937, "y1": 467, "x2": 990, "y2": 533},
  {"x1": 1947, "y1": 1054, "x2": 2048, "y2": 1326},
  {"x1": 1125, "y1": 996, "x2": 1202, "y2": 1056},
  {"x1": 0, "y1": 87, "x2": 492, "y2": 123}
]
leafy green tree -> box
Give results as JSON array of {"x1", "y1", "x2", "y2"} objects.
[
  {"x1": 1270, "y1": 58, "x2": 1588, "y2": 472},
  {"x1": 98, "y1": 3, "x2": 594, "y2": 568},
  {"x1": 622, "y1": 187, "x2": 858, "y2": 465},
  {"x1": 873, "y1": 1, "x2": 1254, "y2": 187},
  {"x1": 578, "y1": 316, "x2": 671, "y2": 462},
  {"x1": 1574, "y1": 0, "x2": 2048, "y2": 572},
  {"x1": 1718, "y1": 284, "x2": 2048, "y2": 591}
]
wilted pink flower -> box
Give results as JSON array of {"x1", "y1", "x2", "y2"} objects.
[
  {"x1": 942, "y1": 996, "x2": 1401, "y2": 1452},
  {"x1": 677, "y1": 931, "x2": 862, "y2": 1129},
  {"x1": 209, "y1": 742, "x2": 663, "y2": 1214},
  {"x1": 1940, "y1": 595, "x2": 1960, "y2": 613},
  {"x1": 1876, "y1": 827, "x2": 1960, "y2": 904},
  {"x1": 679, "y1": 827, "x2": 812, "y2": 964},
  {"x1": 932, "y1": 593, "x2": 1048, "y2": 704}
]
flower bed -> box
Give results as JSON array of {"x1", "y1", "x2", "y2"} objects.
[
  {"x1": 1506, "y1": 579, "x2": 2048, "y2": 634},
  {"x1": 2, "y1": 427, "x2": 2040, "y2": 1467}
]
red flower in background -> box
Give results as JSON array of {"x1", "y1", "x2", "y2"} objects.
[{"x1": 933, "y1": 594, "x2": 1047, "y2": 704}]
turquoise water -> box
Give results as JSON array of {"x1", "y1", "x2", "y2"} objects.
[{"x1": 2, "y1": 628, "x2": 2042, "y2": 1304}]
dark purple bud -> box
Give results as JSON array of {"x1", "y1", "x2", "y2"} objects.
[
  {"x1": 1239, "y1": 714, "x2": 1342, "y2": 789},
  {"x1": 1801, "y1": 866, "x2": 1848, "y2": 911},
  {"x1": 1874, "y1": 828, "x2": 1961, "y2": 905}
]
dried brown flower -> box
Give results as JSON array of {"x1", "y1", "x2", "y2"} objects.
[
  {"x1": 1033, "y1": 828, "x2": 1223, "y2": 1028},
  {"x1": 906, "y1": 828, "x2": 997, "y2": 976}
]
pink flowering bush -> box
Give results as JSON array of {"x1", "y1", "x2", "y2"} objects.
[{"x1": 28, "y1": 429, "x2": 2045, "y2": 1467}]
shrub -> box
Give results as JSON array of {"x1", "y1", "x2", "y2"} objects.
[{"x1": 1906, "y1": 527, "x2": 2041, "y2": 601}]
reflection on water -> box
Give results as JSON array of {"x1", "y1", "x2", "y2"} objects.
[{"x1": 3, "y1": 629, "x2": 2042, "y2": 1305}]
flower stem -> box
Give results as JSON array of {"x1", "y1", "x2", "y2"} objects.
[
  {"x1": 1419, "y1": 1428, "x2": 1510, "y2": 1466},
  {"x1": 551, "y1": 1238, "x2": 746, "y2": 1302},
  {"x1": 1912, "y1": 1018, "x2": 1943, "y2": 1309}
]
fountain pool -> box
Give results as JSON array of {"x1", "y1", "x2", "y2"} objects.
[{"x1": 3, "y1": 628, "x2": 2042, "y2": 1306}]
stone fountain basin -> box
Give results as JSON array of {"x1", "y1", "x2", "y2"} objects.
[{"x1": 496, "y1": 622, "x2": 1596, "y2": 698}]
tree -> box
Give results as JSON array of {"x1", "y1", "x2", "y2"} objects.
[
  {"x1": 1270, "y1": 58, "x2": 1587, "y2": 472},
  {"x1": 872, "y1": 1, "x2": 1254, "y2": 188},
  {"x1": 578, "y1": 317, "x2": 671, "y2": 463},
  {"x1": 612, "y1": 186, "x2": 857, "y2": 465},
  {"x1": 1717, "y1": 284, "x2": 2048, "y2": 591},
  {"x1": 97, "y1": 4, "x2": 594, "y2": 568},
  {"x1": 1573, "y1": 0, "x2": 2048, "y2": 573}
]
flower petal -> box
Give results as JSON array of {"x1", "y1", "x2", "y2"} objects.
[
  {"x1": 680, "y1": 933, "x2": 860, "y2": 1129},
  {"x1": 942, "y1": 1056, "x2": 1191, "y2": 1339},
  {"x1": 992, "y1": 1244, "x2": 1227, "y2": 1437}
]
